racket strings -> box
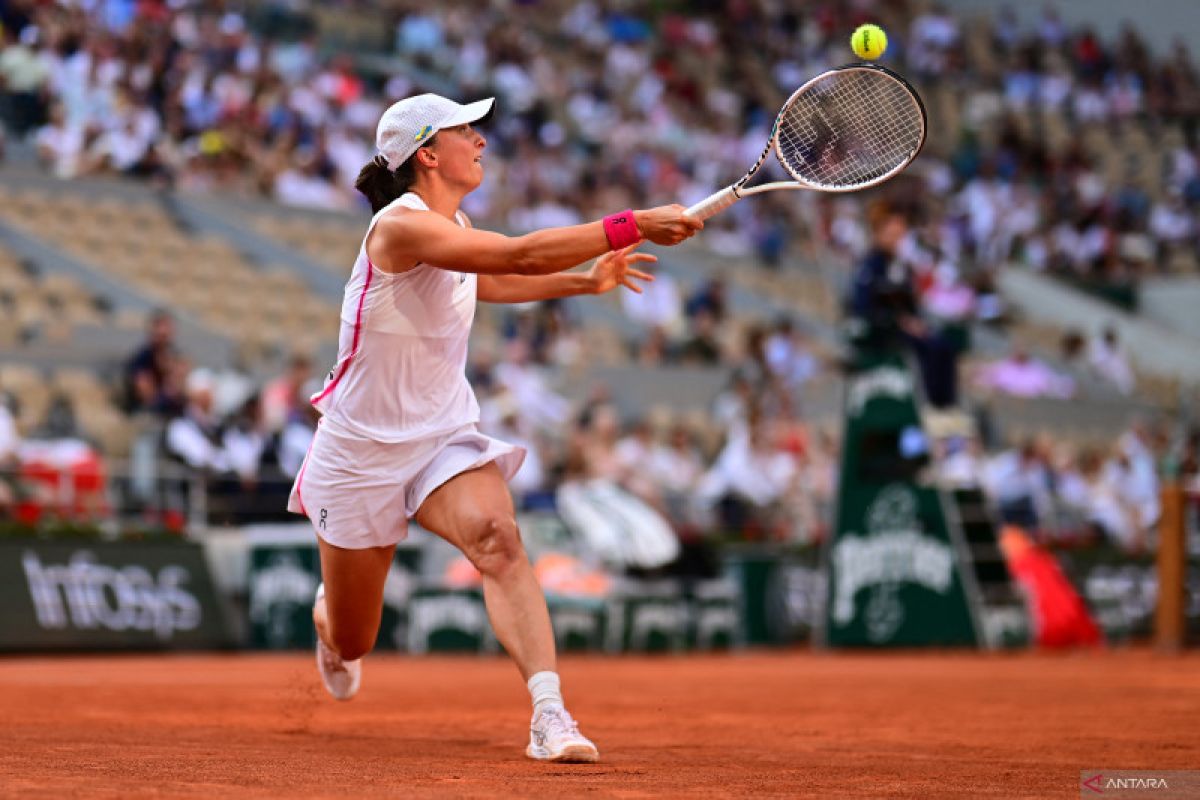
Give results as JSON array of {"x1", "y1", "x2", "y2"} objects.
[{"x1": 776, "y1": 69, "x2": 924, "y2": 190}]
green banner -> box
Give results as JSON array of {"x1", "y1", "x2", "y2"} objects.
[
  {"x1": 406, "y1": 587, "x2": 496, "y2": 653},
  {"x1": 247, "y1": 540, "x2": 421, "y2": 650},
  {"x1": 0, "y1": 540, "x2": 229, "y2": 651},
  {"x1": 824, "y1": 352, "x2": 979, "y2": 647},
  {"x1": 1053, "y1": 546, "x2": 1200, "y2": 643},
  {"x1": 723, "y1": 545, "x2": 822, "y2": 645}
]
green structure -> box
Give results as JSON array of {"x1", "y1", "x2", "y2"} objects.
[
  {"x1": 247, "y1": 532, "x2": 422, "y2": 651},
  {"x1": 822, "y1": 350, "x2": 1028, "y2": 648}
]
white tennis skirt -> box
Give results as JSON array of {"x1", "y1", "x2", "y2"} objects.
[{"x1": 287, "y1": 421, "x2": 525, "y2": 549}]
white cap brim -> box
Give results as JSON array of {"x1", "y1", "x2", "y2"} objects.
[{"x1": 440, "y1": 97, "x2": 495, "y2": 130}]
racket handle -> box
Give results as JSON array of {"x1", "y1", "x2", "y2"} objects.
[{"x1": 685, "y1": 186, "x2": 740, "y2": 221}]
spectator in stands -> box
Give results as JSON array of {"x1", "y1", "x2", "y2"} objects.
[
  {"x1": 983, "y1": 438, "x2": 1054, "y2": 529},
  {"x1": 974, "y1": 345, "x2": 1076, "y2": 399},
  {"x1": 613, "y1": 415, "x2": 665, "y2": 509},
  {"x1": 1100, "y1": 445, "x2": 1158, "y2": 553},
  {"x1": 922, "y1": 264, "x2": 977, "y2": 323},
  {"x1": 34, "y1": 101, "x2": 85, "y2": 178},
  {"x1": 35, "y1": 393, "x2": 79, "y2": 440},
  {"x1": 277, "y1": 381, "x2": 321, "y2": 479},
  {"x1": 164, "y1": 368, "x2": 227, "y2": 474},
  {"x1": 764, "y1": 317, "x2": 818, "y2": 389},
  {"x1": 260, "y1": 353, "x2": 313, "y2": 434},
  {"x1": 696, "y1": 410, "x2": 798, "y2": 537},
  {"x1": 712, "y1": 371, "x2": 754, "y2": 431},
  {"x1": 650, "y1": 422, "x2": 706, "y2": 526},
  {"x1": 677, "y1": 308, "x2": 722, "y2": 366},
  {"x1": 1068, "y1": 447, "x2": 1134, "y2": 546},
  {"x1": 685, "y1": 278, "x2": 728, "y2": 325},
  {"x1": 124, "y1": 309, "x2": 182, "y2": 416},
  {"x1": 222, "y1": 394, "x2": 269, "y2": 488},
  {"x1": 0, "y1": 25, "x2": 48, "y2": 136},
  {"x1": 493, "y1": 338, "x2": 571, "y2": 433},
  {"x1": 0, "y1": 392, "x2": 19, "y2": 512},
  {"x1": 1087, "y1": 326, "x2": 1135, "y2": 395},
  {"x1": 937, "y1": 435, "x2": 986, "y2": 488}
]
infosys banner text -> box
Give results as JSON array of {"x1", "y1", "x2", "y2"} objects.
[{"x1": 0, "y1": 541, "x2": 229, "y2": 650}]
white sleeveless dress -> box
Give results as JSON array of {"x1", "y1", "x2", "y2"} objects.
[{"x1": 287, "y1": 193, "x2": 524, "y2": 548}]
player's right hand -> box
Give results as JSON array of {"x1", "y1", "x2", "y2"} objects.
[{"x1": 635, "y1": 205, "x2": 704, "y2": 246}]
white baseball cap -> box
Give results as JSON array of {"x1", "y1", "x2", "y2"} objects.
[{"x1": 376, "y1": 93, "x2": 495, "y2": 172}]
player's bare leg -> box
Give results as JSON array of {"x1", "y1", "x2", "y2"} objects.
[
  {"x1": 312, "y1": 538, "x2": 395, "y2": 699},
  {"x1": 416, "y1": 462, "x2": 598, "y2": 762}
]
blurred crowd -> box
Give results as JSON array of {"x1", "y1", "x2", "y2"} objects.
[
  {"x1": 1, "y1": 0, "x2": 1197, "y2": 286},
  {"x1": 934, "y1": 417, "x2": 1200, "y2": 555},
  {"x1": 106, "y1": 302, "x2": 839, "y2": 555},
  {"x1": 2, "y1": 0, "x2": 1198, "y2": 558},
  {"x1": 43, "y1": 304, "x2": 1178, "y2": 562}
]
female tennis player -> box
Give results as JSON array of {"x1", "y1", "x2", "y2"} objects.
[{"x1": 287, "y1": 93, "x2": 702, "y2": 763}]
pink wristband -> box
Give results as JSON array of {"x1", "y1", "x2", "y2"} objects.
[{"x1": 603, "y1": 209, "x2": 642, "y2": 250}]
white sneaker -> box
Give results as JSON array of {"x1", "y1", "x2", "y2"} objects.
[
  {"x1": 526, "y1": 707, "x2": 599, "y2": 763},
  {"x1": 314, "y1": 583, "x2": 361, "y2": 701}
]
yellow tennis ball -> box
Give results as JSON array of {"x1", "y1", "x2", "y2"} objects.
[{"x1": 851, "y1": 24, "x2": 888, "y2": 61}]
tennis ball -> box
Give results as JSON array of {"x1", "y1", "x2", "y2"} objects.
[{"x1": 851, "y1": 24, "x2": 888, "y2": 61}]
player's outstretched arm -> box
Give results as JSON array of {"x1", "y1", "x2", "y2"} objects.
[
  {"x1": 478, "y1": 245, "x2": 656, "y2": 304},
  {"x1": 369, "y1": 205, "x2": 700, "y2": 276}
]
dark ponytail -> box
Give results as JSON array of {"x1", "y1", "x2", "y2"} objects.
[{"x1": 354, "y1": 135, "x2": 437, "y2": 213}]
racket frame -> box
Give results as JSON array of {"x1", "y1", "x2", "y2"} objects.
[{"x1": 685, "y1": 63, "x2": 927, "y2": 220}]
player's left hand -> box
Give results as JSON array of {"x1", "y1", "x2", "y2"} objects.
[{"x1": 588, "y1": 244, "x2": 656, "y2": 295}]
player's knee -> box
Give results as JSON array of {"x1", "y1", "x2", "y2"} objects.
[
  {"x1": 330, "y1": 627, "x2": 376, "y2": 661},
  {"x1": 466, "y1": 515, "x2": 523, "y2": 577}
]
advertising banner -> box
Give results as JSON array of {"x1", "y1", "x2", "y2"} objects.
[
  {"x1": 0, "y1": 540, "x2": 229, "y2": 651},
  {"x1": 247, "y1": 539, "x2": 421, "y2": 650}
]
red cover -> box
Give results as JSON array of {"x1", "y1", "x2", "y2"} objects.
[{"x1": 1001, "y1": 527, "x2": 1103, "y2": 648}]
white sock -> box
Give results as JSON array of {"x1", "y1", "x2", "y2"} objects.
[{"x1": 527, "y1": 671, "x2": 563, "y2": 716}]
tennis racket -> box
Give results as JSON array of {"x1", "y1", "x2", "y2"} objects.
[{"x1": 685, "y1": 64, "x2": 926, "y2": 220}]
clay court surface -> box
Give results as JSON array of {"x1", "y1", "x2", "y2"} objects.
[{"x1": 1, "y1": 650, "x2": 1197, "y2": 798}]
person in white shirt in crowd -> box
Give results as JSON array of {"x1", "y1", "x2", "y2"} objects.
[
  {"x1": 1066, "y1": 448, "x2": 1143, "y2": 551},
  {"x1": 273, "y1": 149, "x2": 352, "y2": 211},
  {"x1": 34, "y1": 101, "x2": 86, "y2": 178},
  {"x1": 1087, "y1": 326, "x2": 1135, "y2": 395},
  {"x1": 85, "y1": 111, "x2": 152, "y2": 175},
  {"x1": 696, "y1": 411, "x2": 797, "y2": 535},
  {"x1": 764, "y1": 317, "x2": 818, "y2": 390},
  {"x1": 974, "y1": 346, "x2": 1075, "y2": 399},
  {"x1": 982, "y1": 438, "x2": 1054, "y2": 529},
  {"x1": 493, "y1": 338, "x2": 571, "y2": 433},
  {"x1": 164, "y1": 369, "x2": 229, "y2": 473},
  {"x1": 612, "y1": 416, "x2": 665, "y2": 509},
  {"x1": 1109, "y1": 423, "x2": 1161, "y2": 543},
  {"x1": 1148, "y1": 190, "x2": 1194, "y2": 255},
  {"x1": 221, "y1": 395, "x2": 268, "y2": 488},
  {"x1": 1098, "y1": 446, "x2": 1159, "y2": 552},
  {"x1": 937, "y1": 435, "x2": 986, "y2": 488},
  {"x1": 650, "y1": 422, "x2": 706, "y2": 525},
  {"x1": 277, "y1": 386, "x2": 321, "y2": 480}
]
